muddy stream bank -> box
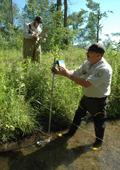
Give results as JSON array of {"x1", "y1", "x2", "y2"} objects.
[{"x1": 0, "y1": 120, "x2": 120, "y2": 170}]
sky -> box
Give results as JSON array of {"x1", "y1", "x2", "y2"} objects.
[{"x1": 13, "y1": 0, "x2": 120, "y2": 43}]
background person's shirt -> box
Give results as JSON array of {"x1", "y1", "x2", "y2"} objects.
[{"x1": 23, "y1": 21, "x2": 42, "y2": 41}]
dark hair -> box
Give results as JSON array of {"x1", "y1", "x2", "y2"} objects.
[{"x1": 35, "y1": 16, "x2": 43, "y2": 24}]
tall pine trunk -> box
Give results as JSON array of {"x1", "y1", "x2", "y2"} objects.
[{"x1": 64, "y1": 0, "x2": 68, "y2": 45}]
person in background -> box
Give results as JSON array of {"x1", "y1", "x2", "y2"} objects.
[
  {"x1": 23, "y1": 16, "x2": 47, "y2": 63},
  {"x1": 52, "y1": 43, "x2": 112, "y2": 151}
]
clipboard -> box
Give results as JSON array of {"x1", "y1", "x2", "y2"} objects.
[{"x1": 39, "y1": 26, "x2": 51, "y2": 37}]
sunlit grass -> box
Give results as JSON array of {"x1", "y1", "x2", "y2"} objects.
[{"x1": 0, "y1": 47, "x2": 120, "y2": 143}]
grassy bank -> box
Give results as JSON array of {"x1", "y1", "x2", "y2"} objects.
[{"x1": 0, "y1": 47, "x2": 120, "y2": 144}]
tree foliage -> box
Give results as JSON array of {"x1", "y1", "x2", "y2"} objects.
[
  {"x1": 23, "y1": 0, "x2": 50, "y2": 24},
  {"x1": 84, "y1": 0, "x2": 112, "y2": 43},
  {"x1": 0, "y1": 0, "x2": 119, "y2": 50},
  {"x1": 0, "y1": 0, "x2": 22, "y2": 49},
  {"x1": 68, "y1": 0, "x2": 114, "y2": 45},
  {"x1": 68, "y1": 9, "x2": 87, "y2": 30}
]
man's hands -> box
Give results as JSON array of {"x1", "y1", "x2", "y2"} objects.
[
  {"x1": 52, "y1": 66, "x2": 92, "y2": 87},
  {"x1": 52, "y1": 66, "x2": 71, "y2": 78},
  {"x1": 43, "y1": 34, "x2": 48, "y2": 38},
  {"x1": 51, "y1": 67, "x2": 59, "y2": 74},
  {"x1": 34, "y1": 33, "x2": 39, "y2": 37},
  {"x1": 34, "y1": 33, "x2": 48, "y2": 38}
]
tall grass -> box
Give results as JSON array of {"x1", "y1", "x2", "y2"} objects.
[
  {"x1": 104, "y1": 49, "x2": 120, "y2": 118},
  {"x1": 0, "y1": 47, "x2": 120, "y2": 143}
]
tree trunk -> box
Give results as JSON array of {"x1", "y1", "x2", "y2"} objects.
[
  {"x1": 57, "y1": 0, "x2": 62, "y2": 26},
  {"x1": 10, "y1": 0, "x2": 14, "y2": 25},
  {"x1": 64, "y1": 0, "x2": 68, "y2": 45},
  {"x1": 97, "y1": 11, "x2": 100, "y2": 42},
  {"x1": 57, "y1": 0, "x2": 62, "y2": 11}
]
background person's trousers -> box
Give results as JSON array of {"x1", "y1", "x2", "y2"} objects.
[
  {"x1": 23, "y1": 38, "x2": 41, "y2": 63},
  {"x1": 69, "y1": 95, "x2": 108, "y2": 143}
]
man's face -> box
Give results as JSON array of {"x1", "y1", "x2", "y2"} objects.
[
  {"x1": 34, "y1": 21, "x2": 41, "y2": 28},
  {"x1": 86, "y1": 51, "x2": 98, "y2": 64}
]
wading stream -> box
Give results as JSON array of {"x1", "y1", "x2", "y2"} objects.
[{"x1": 0, "y1": 120, "x2": 120, "y2": 170}]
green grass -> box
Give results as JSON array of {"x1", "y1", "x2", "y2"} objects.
[{"x1": 0, "y1": 47, "x2": 120, "y2": 143}]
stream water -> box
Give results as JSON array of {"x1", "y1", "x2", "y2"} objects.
[{"x1": 0, "y1": 120, "x2": 120, "y2": 170}]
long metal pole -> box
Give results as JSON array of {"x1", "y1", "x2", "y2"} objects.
[{"x1": 48, "y1": 72, "x2": 55, "y2": 138}]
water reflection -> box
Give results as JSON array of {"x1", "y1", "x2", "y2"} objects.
[{"x1": 0, "y1": 121, "x2": 120, "y2": 170}]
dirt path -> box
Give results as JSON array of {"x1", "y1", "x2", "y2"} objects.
[{"x1": 0, "y1": 120, "x2": 120, "y2": 170}]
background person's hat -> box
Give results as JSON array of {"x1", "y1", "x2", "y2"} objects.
[
  {"x1": 84, "y1": 43, "x2": 105, "y2": 54},
  {"x1": 35, "y1": 16, "x2": 43, "y2": 24}
]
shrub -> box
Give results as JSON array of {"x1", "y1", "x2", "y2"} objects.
[{"x1": 0, "y1": 47, "x2": 120, "y2": 143}]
